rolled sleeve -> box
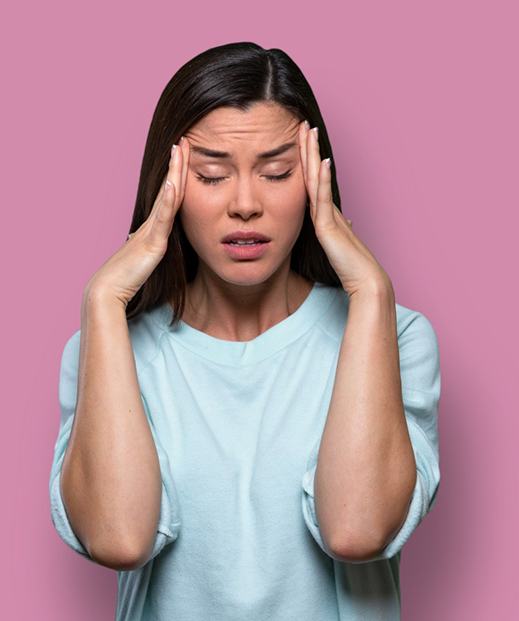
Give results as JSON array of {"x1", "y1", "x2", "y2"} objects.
[
  {"x1": 302, "y1": 310, "x2": 441, "y2": 563},
  {"x1": 49, "y1": 330, "x2": 181, "y2": 563}
]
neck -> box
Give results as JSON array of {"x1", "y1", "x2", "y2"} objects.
[{"x1": 181, "y1": 267, "x2": 313, "y2": 341}]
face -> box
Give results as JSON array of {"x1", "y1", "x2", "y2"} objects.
[{"x1": 178, "y1": 102, "x2": 308, "y2": 287}]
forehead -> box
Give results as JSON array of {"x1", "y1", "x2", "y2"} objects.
[{"x1": 185, "y1": 102, "x2": 301, "y2": 159}]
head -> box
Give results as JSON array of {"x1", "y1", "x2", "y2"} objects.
[
  {"x1": 126, "y1": 42, "x2": 342, "y2": 327},
  {"x1": 179, "y1": 102, "x2": 309, "y2": 291}
]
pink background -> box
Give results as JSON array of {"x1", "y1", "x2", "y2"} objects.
[{"x1": 3, "y1": 0, "x2": 517, "y2": 618}]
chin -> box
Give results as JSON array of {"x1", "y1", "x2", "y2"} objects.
[
  {"x1": 204, "y1": 260, "x2": 282, "y2": 289},
  {"x1": 218, "y1": 271, "x2": 274, "y2": 288}
]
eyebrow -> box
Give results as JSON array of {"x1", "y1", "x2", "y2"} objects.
[{"x1": 190, "y1": 142, "x2": 297, "y2": 160}]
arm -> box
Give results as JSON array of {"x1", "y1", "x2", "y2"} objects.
[
  {"x1": 58, "y1": 287, "x2": 163, "y2": 570},
  {"x1": 314, "y1": 284, "x2": 417, "y2": 561}
]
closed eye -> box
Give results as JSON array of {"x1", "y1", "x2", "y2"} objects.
[{"x1": 195, "y1": 171, "x2": 293, "y2": 186}]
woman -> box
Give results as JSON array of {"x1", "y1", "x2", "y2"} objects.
[{"x1": 49, "y1": 42, "x2": 441, "y2": 620}]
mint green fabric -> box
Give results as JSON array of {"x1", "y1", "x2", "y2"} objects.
[{"x1": 49, "y1": 282, "x2": 441, "y2": 620}]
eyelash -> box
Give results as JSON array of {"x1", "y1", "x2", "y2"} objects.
[{"x1": 195, "y1": 171, "x2": 293, "y2": 186}]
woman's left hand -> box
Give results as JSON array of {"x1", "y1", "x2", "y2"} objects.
[{"x1": 299, "y1": 120, "x2": 393, "y2": 299}]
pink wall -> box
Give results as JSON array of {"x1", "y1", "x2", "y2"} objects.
[{"x1": 4, "y1": 0, "x2": 516, "y2": 618}]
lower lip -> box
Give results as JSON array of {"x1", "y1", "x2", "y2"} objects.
[{"x1": 222, "y1": 241, "x2": 270, "y2": 259}]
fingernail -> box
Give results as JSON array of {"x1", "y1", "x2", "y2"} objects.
[
  {"x1": 172, "y1": 144, "x2": 177, "y2": 155},
  {"x1": 312, "y1": 127, "x2": 319, "y2": 137},
  {"x1": 179, "y1": 136, "x2": 185, "y2": 144},
  {"x1": 324, "y1": 157, "x2": 332, "y2": 168},
  {"x1": 304, "y1": 120, "x2": 310, "y2": 129}
]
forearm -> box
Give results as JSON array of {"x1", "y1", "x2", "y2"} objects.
[
  {"x1": 314, "y1": 284, "x2": 416, "y2": 560},
  {"x1": 60, "y1": 287, "x2": 162, "y2": 569}
]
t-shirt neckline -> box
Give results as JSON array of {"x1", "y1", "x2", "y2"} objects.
[{"x1": 152, "y1": 281, "x2": 339, "y2": 366}]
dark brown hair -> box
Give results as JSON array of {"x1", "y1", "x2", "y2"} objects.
[{"x1": 125, "y1": 41, "x2": 342, "y2": 327}]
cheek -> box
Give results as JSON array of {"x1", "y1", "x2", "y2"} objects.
[
  {"x1": 179, "y1": 177, "x2": 217, "y2": 224},
  {"x1": 179, "y1": 205, "x2": 211, "y2": 238},
  {"x1": 273, "y1": 179, "x2": 308, "y2": 219},
  {"x1": 178, "y1": 212, "x2": 214, "y2": 254},
  {"x1": 283, "y1": 169, "x2": 308, "y2": 207},
  {"x1": 273, "y1": 178, "x2": 308, "y2": 236},
  {"x1": 183, "y1": 173, "x2": 207, "y2": 206}
]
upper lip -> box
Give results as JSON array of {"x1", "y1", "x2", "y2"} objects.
[{"x1": 221, "y1": 230, "x2": 271, "y2": 243}]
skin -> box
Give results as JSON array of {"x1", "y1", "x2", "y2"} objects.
[
  {"x1": 177, "y1": 102, "x2": 313, "y2": 341},
  {"x1": 66, "y1": 101, "x2": 416, "y2": 567},
  {"x1": 178, "y1": 108, "x2": 417, "y2": 559},
  {"x1": 295, "y1": 120, "x2": 417, "y2": 559}
]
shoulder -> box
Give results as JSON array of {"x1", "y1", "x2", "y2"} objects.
[
  {"x1": 395, "y1": 301, "x2": 440, "y2": 364},
  {"x1": 396, "y1": 301, "x2": 438, "y2": 341},
  {"x1": 395, "y1": 301, "x2": 441, "y2": 395},
  {"x1": 315, "y1": 287, "x2": 438, "y2": 344},
  {"x1": 127, "y1": 306, "x2": 169, "y2": 370},
  {"x1": 59, "y1": 305, "x2": 168, "y2": 376},
  {"x1": 319, "y1": 288, "x2": 440, "y2": 388}
]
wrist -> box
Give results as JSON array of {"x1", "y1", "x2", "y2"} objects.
[
  {"x1": 82, "y1": 282, "x2": 128, "y2": 314},
  {"x1": 346, "y1": 278, "x2": 395, "y2": 305}
]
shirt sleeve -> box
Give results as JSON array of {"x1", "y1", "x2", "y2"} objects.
[
  {"x1": 301, "y1": 309, "x2": 441, "y2": 563},
  {"x1": 48, "y1": 330, "x2": 182, "y2": 564}
]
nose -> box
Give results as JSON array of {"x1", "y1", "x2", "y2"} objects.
[{"x1": 227, "y1": 174, "x2": 263, "y2": 220}]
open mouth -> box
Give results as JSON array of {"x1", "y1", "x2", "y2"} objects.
[
  {"x1": 222, "y1": 240, "x2": 271, "y2": 259},
  {"x1": 225, "y1": 240, "x2": 268, "y2": 246}
]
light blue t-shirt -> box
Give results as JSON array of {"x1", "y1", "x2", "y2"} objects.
[{"x1": 49, "y1": 281, "x2": 441, "y2": 620}]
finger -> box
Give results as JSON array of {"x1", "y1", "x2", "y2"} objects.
[
  {"x1": 150, "y1": 144, "x2": 177, "y2": 219},
  {"x1": 315, "y1": 158, "x2": 335, "y2": 228},
  {"x1": 298, "y1": 120, "x2": 309, "y2": 188},
  {"x1": 178, "y1": 135, "x2": 190, "y2": 205},
  {"x1": 152, "y1": 177, "x2": 176, "y2": 241},
  {"x1": 158, "y1": 142, "x2": 181, "y2": 216},
  {"x1": 168, "y1": 141, "x2": 183, "y2": 213},
  {"x1": 306, "y1": 126, "x2": 321, "y2": 214},
  {"x1": 151, "y1": 144, "x2": 180, "y2": 239}
]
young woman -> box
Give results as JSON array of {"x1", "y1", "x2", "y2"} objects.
[{"x1": 49, "y1": 41, "x2": 441, "y2": 621}]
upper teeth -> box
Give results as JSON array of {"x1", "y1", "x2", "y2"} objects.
[{"x1": 230, "y1": 240, "x2": 261, "y2": 245}]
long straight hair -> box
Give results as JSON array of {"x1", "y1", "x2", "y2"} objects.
[{"x1": 125, "y1": 41, "x2": 343, "y2": 327}]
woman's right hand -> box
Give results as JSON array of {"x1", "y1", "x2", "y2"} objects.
[{"x1": 84, "y1": 137, "x2": 190, "y2": 308}]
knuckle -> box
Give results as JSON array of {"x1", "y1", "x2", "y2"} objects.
[{"x1": 143, "y1": 236, "x2": 167, "y2": 257}]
